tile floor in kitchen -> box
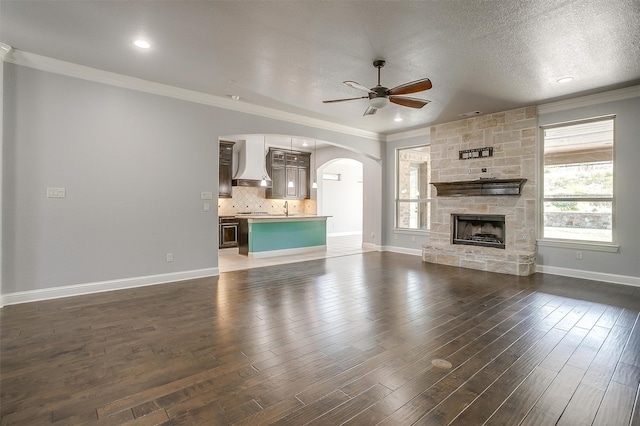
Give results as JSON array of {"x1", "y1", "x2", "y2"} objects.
[{"x1": 218, "y1": 233, "x2": 376, "y2": 272}]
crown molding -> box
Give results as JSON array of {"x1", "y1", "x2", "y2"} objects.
[
  {"x1": 385, "y1": 125, "x2": 431, "y2": 142},
  {"x1": 538, "y1": 85, "x2": 640, "y2": 114},
  {"x1": 389, "y1": 85, "x2": 640, "y2": 140},
  {"x1": 3, "y1": 49, "x2": 381, "y2": 142},
  {"x1": 0, "y1": 43, "x2": 12, "y2": 60}
]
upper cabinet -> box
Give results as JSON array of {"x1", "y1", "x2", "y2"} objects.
[
  {"x1": 219, "y1": 141, "x2": 234, "y2": 198},
  {"x1": 266, "y1": 148, "x2": 311, "y2": 200}
]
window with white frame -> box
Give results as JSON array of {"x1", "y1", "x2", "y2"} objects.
[
  {"x1": 541, "y1": 117, "x2": 614, "y2": 243},
  {"x1": 322, "y1": 173, "x2": 341, "y2": 181},
  {"x1": 396, "y1": 145, "x2": 431, "y2": 230}
]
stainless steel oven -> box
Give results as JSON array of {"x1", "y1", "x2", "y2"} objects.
[{"x1": 219, "y1": 216, "x2": 239, "y2": 248}]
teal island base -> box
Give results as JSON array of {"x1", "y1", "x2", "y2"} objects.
[{"x1": 237, "y1": 216, "x2": 328, "y2": 259}]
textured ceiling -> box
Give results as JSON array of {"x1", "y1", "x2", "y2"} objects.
[{"x1": 2, "y1": 0, "x2": 639, "y2": 135}]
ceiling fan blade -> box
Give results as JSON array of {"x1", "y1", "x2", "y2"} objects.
[
  {"x1": 322, "y1": 96, "x2": 368, "y2": 103},
  {"x1": 363, "y1": 106, "x2": 378, "y2": 116},
  {"x1": 387, "y1": 78, "x2": 432, "y2": 96},
  {"x1": 389, "y1": 96, "x2": 431, "y2": 108},
  {"x1": 344, "y1": 81, "x2": 374, "y2": 93}
]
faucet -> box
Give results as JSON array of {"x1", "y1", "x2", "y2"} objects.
[{"x1": 284, "y1": 201, "x2": 289, "y2": 217}]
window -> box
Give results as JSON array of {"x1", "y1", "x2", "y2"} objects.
[
  {"x1": 396, "y1": 145, "x2": 431, "y2": 230},
  {"x1": 322, "y1": 173, "x2": 341, "y2": 181},
  {"x1": 541, "y1": 117, "x2": 614, "y2": 243}
]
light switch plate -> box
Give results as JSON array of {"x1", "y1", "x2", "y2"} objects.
[
  {"x1": 201, "y1": 191, "x2": 213, "y2": 200},
  {"x1": 47, "y1": 187, "x2": 66, "y2": 198}
]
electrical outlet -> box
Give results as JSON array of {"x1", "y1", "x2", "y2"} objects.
[
  {"x1": 203, "y1": 203, "x2": 210, "y2": 212},
  {"x1": 411, "y1": 236, "x2": 416, "y2": 242},
  {"x1": 201, "y1": 191, "x2": 213, "y2": 200},
  {"x1": 166, "y1": 253, "x2": 174, "y2": 262},
  {"x1": 576, "y1": 251, "x2": 583, "y2": 260}
]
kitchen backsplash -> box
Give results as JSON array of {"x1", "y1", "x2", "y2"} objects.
[{"x1": 218, "y1": 187, "x2": 316, "y2": 216}]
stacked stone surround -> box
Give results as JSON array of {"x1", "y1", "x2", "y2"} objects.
[{"x1": 422, "y1": 106, "x2": 537, "y2": 276}]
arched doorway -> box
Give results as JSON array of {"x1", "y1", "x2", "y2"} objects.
[{"x1": 317, "y1": 158, "x2": 364, "y2": 250}]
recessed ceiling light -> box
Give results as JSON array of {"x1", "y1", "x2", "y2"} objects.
[
  {"x1": 133, "y1": 39, "x2": 151, "y2": 49},
  {"x1": 228, "y1": 95, "x2": 241, "y2": 101},
  {"x1": 394, "y1": 117, "x2": 403, "y2": 122},
  {"x1": 556, "y1": 76, "x2": 574, "y2": 84}
]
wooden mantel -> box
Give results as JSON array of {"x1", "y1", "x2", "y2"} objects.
[{"x1": 431, "y1": 178, "x2": 527, "y2": 196}]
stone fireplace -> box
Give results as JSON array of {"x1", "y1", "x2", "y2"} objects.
[{"x1": 422, "y1": 106, "x2": 537, "y2": 276}]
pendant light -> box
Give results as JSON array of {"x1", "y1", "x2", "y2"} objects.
[
  {"x1": 312, "y1": 140, "x2": 318, "y2": 189},
  {"x1": 287, "y1": 138, "x2": 294, "y2": 188},
  {"x1": 259, "y1": 136, "x2": 268, "y2": 187}
]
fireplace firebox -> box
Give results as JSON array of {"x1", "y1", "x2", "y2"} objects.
[{"x1": 452, "y1": 214, "x2": 506, "y2": 249}]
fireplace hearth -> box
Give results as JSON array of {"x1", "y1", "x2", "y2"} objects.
[{"x1": 452, "y1": 214, "x2": 506, "y2": 249}]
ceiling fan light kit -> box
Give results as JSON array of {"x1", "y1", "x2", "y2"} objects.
[
  {"x1": 369, "y1": 95, "x2": 390, "y2": 109},
  {"x1": 323, "y1": 59, "x2": 432, "y2": 116}
]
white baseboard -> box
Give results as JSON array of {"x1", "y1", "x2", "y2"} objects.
[
  {"x1": 0, "y1": 268, "x2": 219, "y2": 307},
  {"x1": 327, "y1": 231, "x2": 362, "y2": 237},
  {"x1": 3, "y1": 261, "x2": 636, "y2": 308},
  {"x1": 363, "y1": 243, "x2": 383, "y2": 251},
  {"x1": 536, "y1": 265, "x2": 640, "y2": 287},
  {"x1": 382, "y1": 245, "x2": 423, "y2": 256}
]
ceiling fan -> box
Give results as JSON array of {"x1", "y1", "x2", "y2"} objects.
[{"x1": 323, "y1": 60, "x2": 432, "y2": 116}]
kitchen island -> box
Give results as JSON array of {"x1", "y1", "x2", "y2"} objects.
[{"x1": 237, "y1": 215, "x2": 329, "y2": 259}]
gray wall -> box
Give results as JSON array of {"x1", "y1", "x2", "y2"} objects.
[
  {"x1": 2, "y1": 63, "x2": 382, "y2": 294},
  {"x1": 383, "y1": 134, "x2": 431, "y2": 253},
  {"x1": 3, "y1": 61, "x2": 637, "y2": 297},
  {"x1": 537, "y1": 96, "x2": 640, "y2": 278}
]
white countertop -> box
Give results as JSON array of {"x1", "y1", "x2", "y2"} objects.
[{"x1": 235, "y1": 214, "x2": 330, "y2": 222}]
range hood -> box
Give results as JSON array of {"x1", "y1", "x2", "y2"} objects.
[{"x1": 232, "y1": 136, "x2": 272, "y2": 187}]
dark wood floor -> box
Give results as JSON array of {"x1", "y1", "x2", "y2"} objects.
[{"x1": 2, "y1": 252, "x2": 640, "y2": 425}]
